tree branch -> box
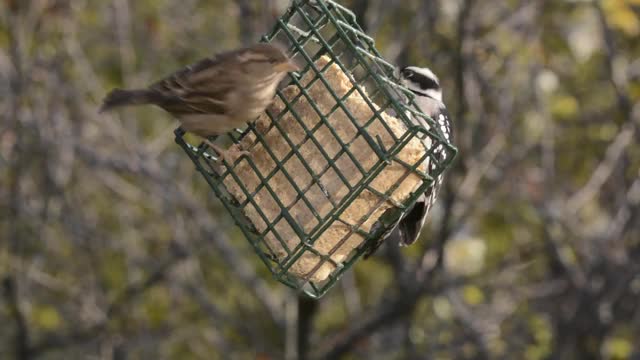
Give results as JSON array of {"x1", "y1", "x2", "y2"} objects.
[
  {"x1": 2, "y1": 277, "x2": 31, "y2": 360},
  {"x1": 29, "y1": 242, "x2": 189, "y2": 355}
]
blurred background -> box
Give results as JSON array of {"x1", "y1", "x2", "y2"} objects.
[{"x1": 1, "y1": 0, "x2": 640, "y2": 359}]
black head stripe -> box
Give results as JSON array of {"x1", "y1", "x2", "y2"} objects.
[
  {"x1": 412, "y1": 72, "x2": 440, "y2": 91},
  {"x1": 401, "y1": 67, "x2": 440, "y2": 91}
]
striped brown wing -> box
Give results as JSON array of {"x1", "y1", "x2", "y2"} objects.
[{"x1": 149, "y1": 53, "x2": 241, "y2": 116}]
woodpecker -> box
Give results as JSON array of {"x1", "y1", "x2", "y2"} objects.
[{"x1": 365, "y1": 66, "x2": 453, "y2": 257}]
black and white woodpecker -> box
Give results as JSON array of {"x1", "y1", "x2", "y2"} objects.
[{"x1": 365, "y1": 66, "x2": 453, "y2": 257}]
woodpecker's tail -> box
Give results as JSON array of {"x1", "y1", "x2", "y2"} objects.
[{"x1": 99, "y1": 88, "x2": 159, "y2": 113}]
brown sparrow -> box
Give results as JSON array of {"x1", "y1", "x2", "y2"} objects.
[{"x1": 100, "y1": 43, "x2": 299, "y2": 162}]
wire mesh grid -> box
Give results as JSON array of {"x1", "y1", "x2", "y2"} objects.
[{"x1": 174, "y1": 0, "x2": 457, "y2": 298}]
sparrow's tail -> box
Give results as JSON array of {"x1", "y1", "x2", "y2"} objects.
[{"x1": 99, "y1": 88, "x2": 160, "y2": 113}]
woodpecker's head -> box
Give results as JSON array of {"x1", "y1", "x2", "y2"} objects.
[{"x1": 400, "y1": 66, "x2": 442, "y2": 102}]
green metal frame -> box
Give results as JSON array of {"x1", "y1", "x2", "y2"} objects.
[{"x1": 174, "y1": 0, "x2": 457, "y2": 298}]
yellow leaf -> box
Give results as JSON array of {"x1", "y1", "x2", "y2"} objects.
[
  {"x1": 603, "y1": 0, "x2": 640, "y2": 35},
  {"x1": 550, "y1": 95, "x2": 579, "y2": 119},
  {"x1": 463, "y1": 286, "x2": 485, "y2": 305},
  {"x1": 603, "y1": 337, "x2": 632, "y2": 359},
  {"x1": 433, "y1": 296, "x2": 452, "y2": 320},
  {"x1": 32, "y1": 305, "x2": 62, "y2": 331}
]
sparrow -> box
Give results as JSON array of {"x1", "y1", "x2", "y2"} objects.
[
  {"x1": 100, "y1": 43, "x2": 299, "y2": 162},
  {"x1": 365, "y1": 65, "x2": 453, "y2": 257}
]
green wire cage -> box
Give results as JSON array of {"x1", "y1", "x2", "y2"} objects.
[{"x1": 174, "y1": 0, "x2": 457, "y2": 298}]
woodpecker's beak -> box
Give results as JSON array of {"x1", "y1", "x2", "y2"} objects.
[{"x1": 276, "y1": 59, "x2": 299, "y2": 73}]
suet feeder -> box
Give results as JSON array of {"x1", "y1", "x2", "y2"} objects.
[{"x1": 175, "y1": 0, "x2": 457, "y2": 298}]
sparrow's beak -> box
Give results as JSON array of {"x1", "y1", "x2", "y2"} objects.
[{"x1": 276, "y1": 59, "x2": 300, "y2": 73}]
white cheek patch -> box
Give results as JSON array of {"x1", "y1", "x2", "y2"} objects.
[{"x1": 424, "y1": 89, "x2": 443, "y2": 102}]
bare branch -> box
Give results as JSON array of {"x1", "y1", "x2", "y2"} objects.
[
  {"x1": 2, "y1": 277, "x2": 31, "y2": 360},
  {"x1": 566, "y1": 123, "x2": 635, "y2": 214},
  {"x1": 30, "y1": 242, "x2": 189, "y2": 355}
]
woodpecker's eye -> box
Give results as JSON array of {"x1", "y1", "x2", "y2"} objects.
[{"x1": 402, "y1": 69, "x2": 413, "y2": 78}]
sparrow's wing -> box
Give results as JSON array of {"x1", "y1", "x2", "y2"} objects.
[{"x1": 148, "y1": 50, "x2": 247, "y2": 115}]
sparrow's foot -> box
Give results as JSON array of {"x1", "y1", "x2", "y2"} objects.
[{"x1": 203, "y1": 139, "x2": 249, "y2": 164}]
